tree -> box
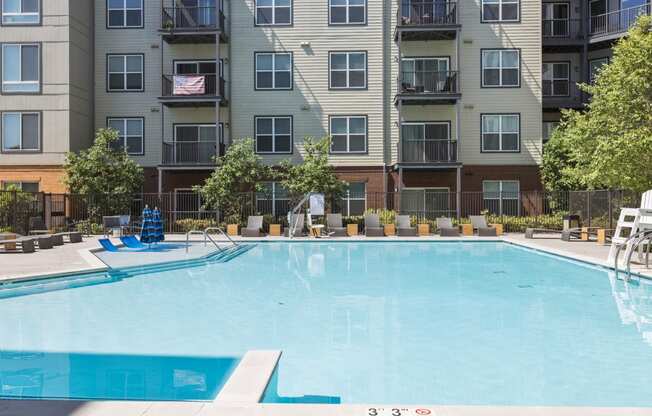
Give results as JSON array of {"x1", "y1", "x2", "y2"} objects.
[
  {"x1": 0, "y1": 184, "x2": 38, "y2": 233},
  {"x1": 195, "y1": 138, "x2": 272, "y2": 220},
  {"x1": 279, "y1": 137, "x2": 346, "y2": 199},
  {"x1": 63, "y1": 128, "x2": 143, "y2": 217},
  {"x1": 541, "y1": 16, "x2": 652, "y2": 192}
]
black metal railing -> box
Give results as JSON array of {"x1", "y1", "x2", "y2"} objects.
[
  {"x1": 399, "y1": 1, "x2": 457, "y2": 25},
  {"x1": 542, "y1": 18, "x2": 583, "y2": 39},
  {"x1": 399, "y1": 70, "x2": 458, "y2": 94},
  {"x1": 161, "y1": 74, "x2": 224, "y2": 98},
  {"x1": 162, "y1": 141, "x2": 219, "y2": 165},
  {"x1": 399, "y1": 139, "x2": 457, "y2": 163},
  {"x1": 161, "y1": 6, "x2": 225, "y2": 31},
  {"x1": 589, "y1": 3, "x2": 651, "y2": 36}
]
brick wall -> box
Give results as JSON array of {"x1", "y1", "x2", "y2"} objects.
[{"x1": 0, "y1": 166, "x2": 66, "y2": 193}]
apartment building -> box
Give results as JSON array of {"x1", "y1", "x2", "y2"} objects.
[{"x1": 0, "y1": 0, "x2": 94, "y2": 193}]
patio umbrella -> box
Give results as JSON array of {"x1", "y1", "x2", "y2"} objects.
[
  {"x1": 152, "y1": 207, "x2": 165, "y2": 243},
  {"x1": 140, "y1": 205, "x2": 156, "y2": 244}
]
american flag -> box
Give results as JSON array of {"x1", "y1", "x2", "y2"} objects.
[{"x1": 173, "y1": 75, "x2": 205, "y2": 95}]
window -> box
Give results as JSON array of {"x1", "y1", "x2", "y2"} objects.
[
  {"x1": 330, "y1": 116, "x2": 367, "y2": 153},
  {"x1": 1, "y1": 112, "x2": 39, "y2": 151},
  {"x1": 1, "y1": 181, "x2": 38, "y2": 192},
  {"x1": 542, "y1": 3, "x2": 569, "y2": 37},
  {"x1": 1, "y1": 44, "x2": 39, "y2": 93},
  {"x1": 255, "y1": 0, "x2": 291, "y2": 25},
  {"x1": 107, "y1": 118, "x2": 144, "y2": 155},
  {"x1": 483, "y1": 180, "x2": 520, "y2": 216},
  {"x1": 1, "y1": 0, "x2": 40, "y2": 25},
  {"x1": 339, "y1": 183, "x2": 366, "y2": 216},
  {"x1": 543, "y1": 121, "x2": 559, "y2": 144},
  {"x1": 401, "y1": 188, "x2": 452, "y2": 218},
  {"x1": 330, "y1": 0, "x2": 366, "y2": 24},
  {"x1": 255, "y1": 53, "x2": 292, "y2": 90},
  {"x1": 256, "y1": 182, "x2": 290, "y2": 216},
  {"x1": 482, "y1": 0, "x2": 519, "y2": 21},
  {"x1": 255, "y1": 116, "x2": 292, "y2": 153},
  {"x1": 107, "y1": 54, "x2": 143, "y2": 92},
  {"x1": 482, "y1": 49, "x2": 519, "y2": 87},
  {"x1": 401, "y1": 122, "x2": 451, "y2": 162},
  {"x1": 589, "y1": 57, "x2": 608, "y2": 84},
  {"x1": 542, "y1": 62, "x2": 569, "y2": 96},
  {"x1": 401, "y1": 57, "x2": 450, "y2": 92},
  {"x1": 481, "y1": 114, "x2": 520, "y2": 152},
  {"x1": 329, "y1": 52, "x2": 366, "y2": 89},
  {"x1": 107, "y1": 0, "x2": 143, "y2": 28}
]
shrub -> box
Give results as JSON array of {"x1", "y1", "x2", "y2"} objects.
[{"x1": 173, "y1": 218, "x2": 218, "y2": 233}]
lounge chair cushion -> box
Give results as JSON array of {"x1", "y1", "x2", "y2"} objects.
[
  {"x1": 478, "y1": 227, "x2": 498, "y2": 237},
  {"x1": 397, "y1": 227, "x2": 418, "y2": 236},
  {"x1": 440, "y1": 228, "x2": 460, "y2": 237},
  {"x1": 365, "y1": 228, "x2": 385, "y2": 237},
  {"x1": 326, "y1": 214, "x2": 348, "y2": 237},
  {"x1": 241, "y1": 228, "x2": 262, "y2": 237}
]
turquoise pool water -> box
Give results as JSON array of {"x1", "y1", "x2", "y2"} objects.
[{"x1": 0, "y1": 242, "x2": 651, "y2": 405}]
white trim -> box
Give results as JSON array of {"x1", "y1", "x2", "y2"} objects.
[
  {"x1": 1, "y1": 43, "x2": 40, "y2": 92},
  {"x1": 1, "y1": 111, "x2": 40, "y2": 152},
  {"x1": 1, "y1": 0, "x2": 40, "y2": 24}
]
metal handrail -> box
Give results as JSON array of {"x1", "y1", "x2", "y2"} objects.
[
  {"x1": 614, "y1": 229, "x2": 652, "y2": 282},
  {"x1": 185, "y1": 230, "x2": 205, "y2": 253},
  {"x1": 288, "y1": 194, "x2": 310, "y2": 239},
  {"x1": 204, "y1": 227, "x2": 238, "y2": 247}
]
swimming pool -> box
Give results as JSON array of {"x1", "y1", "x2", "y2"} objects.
[{"x1": 0, "y1": 241, "x2": 650, "y2": 405}]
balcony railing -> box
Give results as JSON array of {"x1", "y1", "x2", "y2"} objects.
[
  {"x1": 162, "y1": 6, "x2": 225, "y2": 31},
  {"x1": 399, "y1": 139, "x2": 457, "y2": 164},
  {"x1": 162, "y1": 141, "x2": 218, "y2": 165},
  {"x1": 161, "y1": 74, "x2": 225, "y2": 98},
  {"x1": 399, "y1": 70, "x2": 458, "y2": 95},
  {"x1": 589, "y1": 3, "x2": 651, "y2": 36},
  {"x1": 542, "y1": 18, "x2": 583, "y2": 40},
  {"x1": 399, "y1": 1, "x2": 457, "y2": 26}
]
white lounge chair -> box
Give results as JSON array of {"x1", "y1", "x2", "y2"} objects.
[
  {"x1": 469, "y1": 215, "x2": 498, "y2": 237},
  {"x1": 242, "y1": 216, "x2": 264, "y2": 237},
  {"x1": 396, "y1": 215, "x2": 417, "y2": 236},
  {"x1": 437, "y1": 217, "x2": 459, "y2": 237}
]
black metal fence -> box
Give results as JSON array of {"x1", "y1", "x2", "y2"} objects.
[{"x1": 0, "y1": 189, "x2": 641, "y2": 235}]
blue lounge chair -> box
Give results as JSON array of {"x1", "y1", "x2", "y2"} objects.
[
  {"x1": 99, "y1": 239, "x2": 120, "y2": 252},
  {"x1": 120, "y1": 235, "x2": 145, "y2": 249}
]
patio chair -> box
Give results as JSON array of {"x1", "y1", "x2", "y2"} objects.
[
  {"x1": 326, "y1": 214, "x2": 348, "y2": 237},
  {"x1": 437, "y1": 217, "x2": 460, "y2": 237},
  {"x1": 364, "y1": 214, "x2": 385, "y2": 237},
  {"x1": 242, "y1": 216, "x2": 264, "y2": 237},
  {"x1": 469, "y1": 215, "x2": 498, "y2": 237},
  {"x1": 28, "y1": 217, "x2": 49, "y2": 235},
  {"x1": 285, "y1": 214, "x2": 305, "y2": 237},
  {"x1": 396, "y1": 215, "x2": 417, "y2": 236}
]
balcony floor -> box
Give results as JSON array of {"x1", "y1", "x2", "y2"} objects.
[
  {"x1": 160, "y1": 29, "x2": 227, "y2": 44},
  {"x1": 395, "y1": 93, "x2": 461, "y2": 106},
  {"x1": 158, "y1": 96, "x2": 227, "y2": 108},
  {"x1": 395, "y1": 25, "x2": 459, "y2": 42}
]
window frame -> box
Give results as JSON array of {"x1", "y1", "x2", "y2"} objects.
[
  {"x1": 1, "y1": 181, "x2": 39, "y2": 191},
  {"x1": 480, "y1": 113, "x2": 521, "y2": 153},
  {"x1": 256, "y1": 182, "x2": 290, "y2": 217},
  {"x1": 0, "y1": 111, "x2": 41, "y2": 153},
  {"x1": 1, "y1": 42, "x2": 41, "y2": 94},
  {"x1": 173, "y1": 123, "x2": 223, "y2": 143},
  {"x1": 482, "y1": 180, "x2": 520, "y2": 216},
  {"x1": 106, "y1": 117, "x2": 145, "y2": 156},
  {"x1": 106, "y1": 0, "x2": 144, "y2": 29},
  {"x1": 589, "y1": 57, "x2": 609, "y2": 84},
  {"x1": 328, "y1": 51, "x2": 368, "y2": 90},
  {"x1": 340, "y1": 182, "x2": 367, "y2": 216},
  {"x1": 329, "y1": 115, "x2": 368, "y2": 154},
  {"x1": 254, "y1": 52, "x2": 293, "y2": 90},
  {"x1": 254, "y1": 0, "x2": 293, "y2": 26},
  {"x1": 542, "y1": 120, "x2": 559, "y2": 144},
  {"x1": 1, "y1": 0, "x2": 41, "y2": 26},
  {"x1": 106, "y1": 53, "x2": 145, "y2": 92},
  {"x1": 481, "y1": 0, "x2": 520, "y2": 23},
  {"x1": 329, "y1": 0, "x2": 367, "y2": 25},
  {"x1": 254, "y1": 115, "x2": 293, "y2": 154},
  {"x1": 542, "y1": 61, "x2": 570, "y2": 97},
  {"x1": 481, "y1": 48, "x2": 521, "y2": 88}
]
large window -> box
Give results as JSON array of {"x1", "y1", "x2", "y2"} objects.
[
  {"x1": 256, "y1": 182, "x2": 290, "y2": 216},
  {"x1": 339, "y1": 182, "x2": 366, "y2": 216},
  {"x1": 401, "y1": 57, "x2": 450, "y2": 92},
  {"x1": 107, "y1": 117, "x2": 144, "y2": 155},
  {"x1": 330, "y1": 116, "x2": 367, "y2": 153},
  {"x1": 330, "y1": 0, "x2": 366, "y2": 24},
  {"x1": 483, "y1": 180, "x2": 520, "y2": 216},
  {"x1": 1, "y1": 181, "x2": 38, "y2": 192},
  {"x1": 482, "y1": 0, "x2": 519, "y2": 22},
  {"x1": 255, "y1": 0, "x2": 291, "y2": 25},
  {"x1": 481, "y1": 49, "x2": 520, "y2": 87},
  {"x1": 481, "y1": 114, "x2": 520, "y2": 152},
  {"x1": 107, "y1": 54, "x2": 143, "y2": 92},
  {"x1": 401, "y1": 188, "x2": 453, "y2": 218},
  {"x1": 589, "y1": 57, "x2": 608, "y2": 84},
  {"x1": 255, "y1": 53, "x2": 292, "y2": 90},
  {"x1": 401, "y1": 122, "x2": 451, "y2": 163},
  {"x1": 329, "y1": 52, "x2": 366, "y2": 89},
  {"x1": 107, "y1": 0, "x2": 143, "y2": 28},
  {"x1": 255, "y1": 116, "x2": 292, "y2": 154},
  {"x1": 542, "y1": 62, "x2": 569, "y2": 96},
  {"x1": 1, "y1": 112, "x2": 39, "y2": 152},
  {"x1": 1, "y1": 43, "x2": 39, "y2": 93},
  {"x1": 1, "y1": 0, "x2": 40, "y2": 25},
  {"x1": 542, "y1": 3, "x2": 570, "y2": 37}
]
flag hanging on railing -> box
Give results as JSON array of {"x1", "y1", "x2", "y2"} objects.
[{"x1": 173, "y1": 75, "x2": 205, "y2": 95}]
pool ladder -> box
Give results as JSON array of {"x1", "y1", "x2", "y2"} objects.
[
  {"x1": 613, "y1": 229, "x2": 652, "y2": 282},
  {"x1": 185, "y1": 227, "x2": 238, "y2": 254}
]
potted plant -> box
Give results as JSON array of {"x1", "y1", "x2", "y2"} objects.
[{"x1": 226, "y1": 214, "x2": 240, "y2": 236}]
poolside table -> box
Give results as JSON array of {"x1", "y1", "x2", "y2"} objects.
[
  {"x1": 384, "y1": 224, "x2": 396, "y2": 236},
  {"x1": 347, "y1": 223, "x2": 358, "y2": 237},
  {"x1": 227, "y1": 224, "x2": 239, "y2": 236},
  {"x1": 269, "y1": 224, "x2": 282, "y2": 236},
  {"x1": 461, "y1": 223, "x2": 473, "y2": 236},
  {"x1": 418, "y1": 223, "x2": 430, "y2": 236}
]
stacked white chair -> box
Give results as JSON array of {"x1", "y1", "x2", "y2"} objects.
[{"x1": 608, "y1": 190, "x2": 652, "y2": 278}]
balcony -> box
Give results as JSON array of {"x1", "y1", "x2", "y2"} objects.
[
  {"x1": 542, "y1": 18, "x2": 584, "y2": 49},
  {"x1": 159, "y1": 74, "x2": 226, "y2": 107},
  {"x1": 589, "y1": 3, "x2": 651, "y2": 42},
  {"x1": 543, "y1": 82, "x2": 585, "y2": 110},
  {"x1": 162, "y1": 141, "x2": 221, "y2": 166},
  {"x1": 395, "y1": 70, "x2": 460, "y2": 105},
  {"x1": 395, "y1": 1, "x2": 459, "y2": 41},
  {"x1": 160, "y1": 6, "x2": 227, "y2": 44},
  {"x1": 398, "y1": 139, "x2": 458, "y2": 166}
]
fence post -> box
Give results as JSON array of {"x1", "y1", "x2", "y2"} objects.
[
  {"x1": 607, "y1": 190, "x2": 613, "y2": 230},
  {"x1": 12, "y1": 190, "x2": 18, "y2": 233}
]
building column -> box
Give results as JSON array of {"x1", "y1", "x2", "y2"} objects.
[
  {"x1": 215, "y1": 8, "x2": 221, "y2": 152},
  {"x1": 456, "y1": 167, "x2": 461, "y2": 218},
  {"x1": 158, "y1": 169, "x2": 163, "y2": 194}
]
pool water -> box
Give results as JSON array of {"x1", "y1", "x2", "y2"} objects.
[{"x1": 0, "y1": 242, "x2": 651, "y2": 405}]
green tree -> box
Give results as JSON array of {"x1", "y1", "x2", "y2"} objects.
[
  {"x1": 63, "y1": 128, "x2": 143, "y2": 217},
  {"x1": 541, "y1": 16, "x2": 652, "y2": 192},
  {"x1": 0, "y1": 185, "x2": 38, "y2": 233},
  {"x1": 195, "y1": 138, "x2": 272, "y2": 220},
  {"x1": 279, "y1": 137, "x2": 346, "y2": 198}
]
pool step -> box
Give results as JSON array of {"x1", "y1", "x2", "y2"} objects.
[{"x1": 210, "y1": 244, "x2": 255, "y2": 263}]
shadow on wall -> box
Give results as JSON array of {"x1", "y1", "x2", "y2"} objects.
[{"x1": 0, "y1": 350, "x2": 239, "y2": 401}]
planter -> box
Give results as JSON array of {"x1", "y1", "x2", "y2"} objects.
[
  {"x1": 347, "y1": 223, "x2": 359, "y2": 237},
  {"x1": 269, "y1": 224, "x2": 282, "y2": 236},
  {"x1": 227, "y1": 224, "x2": 239, "y2": 236},
  {"x1": 384, "y1": 224, "x2": 396, "y2": 236},
  {"x1": 417, "y1": 223, "x2": 430, "y2": 236},
  {"x1": 461, "y1": 223, "x2": 473, "y2": 236}
]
